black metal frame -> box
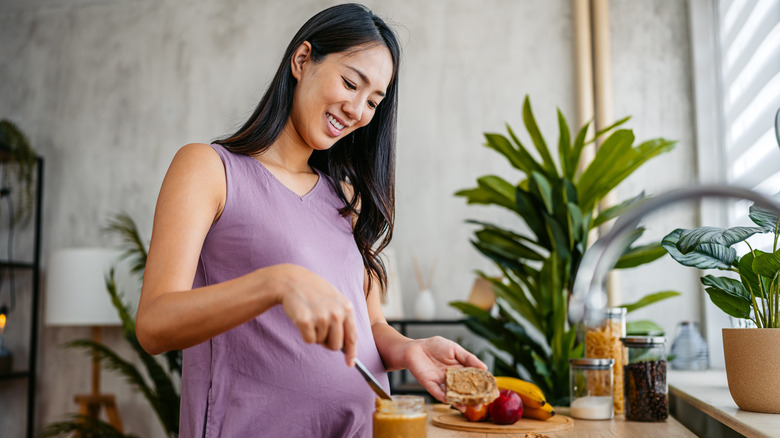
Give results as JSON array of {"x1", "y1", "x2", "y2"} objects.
[
  {"x1": 386, "y1": 319, "x2": 465, "y2": 399},
  {"x1": 0, "y1": 157, "x2": 43, "y2": 438}
]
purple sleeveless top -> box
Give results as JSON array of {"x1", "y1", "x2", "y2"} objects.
[{"x1": 179, "y1": 144, "x2": 389, "y2": 437}]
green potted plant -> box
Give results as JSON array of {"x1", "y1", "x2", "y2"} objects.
[
  {"x1": 40, "y1": 213, "x2": 181, "y2": 437},
  {"x1": 663, "y1": 203, "x2": 780, "y2": 413},
  {"x1": 451, "y1": 96, "x2": 679, "y2": 405},
  {"x1": 0, "y1": 119, "x2": 38, "y2": 226}
]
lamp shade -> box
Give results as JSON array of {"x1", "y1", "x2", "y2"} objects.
[{"x1": 45, "y1": 247, "x2": 130, "y2": 326}]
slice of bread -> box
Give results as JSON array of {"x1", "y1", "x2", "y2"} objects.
[{"x1": 445, "y1": 367, "x2": 500, "y2": 406}]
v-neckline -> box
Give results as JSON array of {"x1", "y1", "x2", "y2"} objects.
[{"x1": 251, "y1": 158, "x2": 322, "y2": 201}]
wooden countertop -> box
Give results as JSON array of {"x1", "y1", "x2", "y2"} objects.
[
  {"x1": 425, "y1": 405, "x2": 696, "y2": 437},
  {"x1": 669, "y1": 369, "x2": 780, "y2": 438}
]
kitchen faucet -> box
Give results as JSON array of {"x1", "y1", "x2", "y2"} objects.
[{"x1": 568, "y1": 185, "x2": 780, "y2": 328}]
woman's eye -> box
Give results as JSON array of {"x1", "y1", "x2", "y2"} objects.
[
  {"x1": 342, "y1": 77, "x2": 357, "y2": 90},
  {"x1": 367, "y1": 100, "x2": 378, "y2": 110}
]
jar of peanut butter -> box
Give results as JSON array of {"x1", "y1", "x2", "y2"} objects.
[{"x1": 373, "y1": 395, "x2": 427, "y2": 438}]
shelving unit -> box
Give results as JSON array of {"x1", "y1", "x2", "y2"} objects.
[
  {"x1": 0, "y1": 157, "x2": 43, "y2": 438},
  {"x1": 386, "y1": 319, "x2": 466, "y2": 398}
]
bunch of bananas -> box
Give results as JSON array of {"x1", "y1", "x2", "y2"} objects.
[{"x1": 494, "y1": 376, "x2": 555, "y2": 420}]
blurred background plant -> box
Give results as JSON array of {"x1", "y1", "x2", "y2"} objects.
[
  {"x1": 39, "y1": 213, "x2": 181, "y2": 438},
  {"x1": 451, "y1": 96, "x2": 679, "y2": 405},
  {"x1": 0, "y1": 119, "x2": 37, "y2": 226}
]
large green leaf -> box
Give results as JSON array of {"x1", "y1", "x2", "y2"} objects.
[
  {"x1": 615, "y1": 242, "x2": 668, "y2": 269},
  {"x1": 567, "y1": 202, "x2": 585, "y2": 243},
  {"x1": 586, "y1": 115, "x2": 632, "y2": 144},
  {"x1": 523, "y1": 96, "x2": 557, "y2": 177},
  {"x1": 662, "y1": 229, "x2": 736, "y2": 269},
  {"x1": 749, "y1": 204, "x2": 780, "y2": 232},
  {"x1": 485, "y1": 276, "x2": 543, "y2": 332},
  {"x1": 677, "y1": 226, "x2": 767, "y2": 253},
  {"x1": 455, "y1": 175, "x2": 516, "y2": 211},
  {"x1": 754, "y1": 249, "x2": 780, "y2": 279},
  {"x1": 579, "y1": 136, "x2": 676, "y2": 213},
  {"x1": 566, "y1": 121, "x2": 591, "y2": 180},
  {"x1": 504, "y1": 125, "x2": 547, "y2": 177},
  {"x1": 626, "y1": 320, "x2": 665, "y2": 336},
  {"x1": 483, "y1": 133, "x2": 532, "y2": 174},
  {"x1": 471, "y1": 239, "x2": 527, "y2": 272},
  {"x1": 577, "y1": 129, "x2": 635, "y2": 211},
  {"x1": 530, "y1": 172, "x2": 554, "y2": 215},
  {"x1": 700, "y1": 275, "x2": 753, "y2": 319},
  {"x1": 474, "y1": 228, "x2": 545, "y2": 261},
  {"x1": 619, "y1": 290, "x2": 681, "y2": 313},
  {"x1": 516, "y1": 188, "x2": 550, "y2": 247},
  {"x1": 738, "y1": 251, "x2": 767, "y2": 299},
  {"x1": 557, "y1": 109, "x2": 572, "y2": 180}
]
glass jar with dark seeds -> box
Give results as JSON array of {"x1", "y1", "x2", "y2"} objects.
[{"x1": 620, "y1": 336, "x2": 668, "y2": 422}]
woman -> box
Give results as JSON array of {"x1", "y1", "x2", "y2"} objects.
[{"x1": 136, "y1": 3, "x2": 485, "y2": 437}]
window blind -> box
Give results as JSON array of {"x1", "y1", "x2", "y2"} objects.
[{"x1": 717, "y1": 0, "x2": 780, "y2": 236}]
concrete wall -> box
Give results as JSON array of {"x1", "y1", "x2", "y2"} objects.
[{"x1": 0, "y1": 0, "x2": 700, "y2": 436}]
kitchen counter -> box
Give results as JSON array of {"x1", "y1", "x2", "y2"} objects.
[
  {"x1": 669, "y1": 369, "x2": 780, "y2": 438},
  {"x1": 425, "y1": 405, "x2": 696, "y2": 437}
]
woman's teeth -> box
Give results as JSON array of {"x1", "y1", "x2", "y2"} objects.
[{"x1": 327, "y1": 113, "x2": 345, "y2": 130}]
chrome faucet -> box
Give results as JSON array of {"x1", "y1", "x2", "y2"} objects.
[{"x1": 568, "y1": 185, "x2": 780, "y2": 328}]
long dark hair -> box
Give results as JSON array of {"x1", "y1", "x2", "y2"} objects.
[{"x1": 215, "y1": 3, "x2": 400, "y2": 296}]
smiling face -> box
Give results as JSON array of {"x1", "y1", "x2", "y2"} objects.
[{"x1": 285, "y1": 42, "x2": 394, "y2": 152}]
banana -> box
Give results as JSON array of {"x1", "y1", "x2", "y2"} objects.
[
  {"x1": 494, "y1": 376, "x2": 547, "y2": 409},
  {"x1": 523, "y1": 403, "x2": 555, "y2": 420}
]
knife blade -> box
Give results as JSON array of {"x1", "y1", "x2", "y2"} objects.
[{"x1": 354, "y1": 358, "x2": 392, "y2": 400}]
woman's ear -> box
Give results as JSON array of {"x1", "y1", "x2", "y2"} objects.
[{"x1": 290, "y1": 41, "x2": 312, "y2": 80}]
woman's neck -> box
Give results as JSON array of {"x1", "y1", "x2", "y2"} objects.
[{"x1": 258, "y1": 124, "x2": 314, "y2": 173}]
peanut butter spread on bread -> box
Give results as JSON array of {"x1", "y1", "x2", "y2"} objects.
[{"x1": 445, "y1": 367, "x2": 500, "y2": 405}]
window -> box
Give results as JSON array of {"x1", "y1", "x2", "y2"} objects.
[{"x1": 717, "y1": 0, "x2": 780, "y2": 233}]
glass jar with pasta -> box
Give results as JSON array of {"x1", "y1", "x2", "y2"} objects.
[{"x1": 585, "y1": 307, "x2": 626, "y2": 415}]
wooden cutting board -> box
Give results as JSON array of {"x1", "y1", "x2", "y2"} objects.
[{"x1": 431, "y1": 411, "x2": 574, "y2": 433}]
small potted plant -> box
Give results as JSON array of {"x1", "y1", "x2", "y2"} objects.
[
  {"x1": 0, "y1": 119, "x2": 38, "y2": 225},
  {"x1": 662, "y1": 204, "x2": 780, "y2": 413}
]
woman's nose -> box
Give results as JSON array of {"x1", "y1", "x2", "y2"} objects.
[{"x1": 343, "y1": 97, "x2": 364, "y2": 123}]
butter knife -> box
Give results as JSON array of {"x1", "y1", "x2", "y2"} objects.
[{"x1": 354, "y1": 358, "x2": 392, "y2": 400}]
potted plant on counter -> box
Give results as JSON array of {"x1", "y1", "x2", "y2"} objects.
[
  {"x1": 451, "y1": 96, "x2": 679, "y2": 405},
  {"x1": 663, "y1": 204, "x2": 780, "y2": 413}
]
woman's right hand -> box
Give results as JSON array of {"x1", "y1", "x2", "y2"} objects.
[{"x1": 270, "y1": 264, "x2": 358, "y2": 367}]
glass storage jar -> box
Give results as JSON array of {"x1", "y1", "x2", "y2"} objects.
[
  {"x1": 569, "y1": 358, "x2": 615, "y2": 420},
  {"x1": 621, "y1": 336, "x2": 668, "y2": 421},
  {"x1": 585, "y1": 307, "x2": 626, "y2": 414},
  {"x1": 373, "y1": 395, "x2": 427, "y2": 438}
]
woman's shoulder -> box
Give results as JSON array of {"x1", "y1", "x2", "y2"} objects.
[
  {"x1": 175, "y1": 142, "x2": 221, "y2": 159},
  {"x1": 167, "y1": 143, "x2": 226, "y2": 183}
]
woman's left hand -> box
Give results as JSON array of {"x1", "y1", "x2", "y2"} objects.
[{"x1": 403, "y1": 336, "x2": 487, "y2": 402}]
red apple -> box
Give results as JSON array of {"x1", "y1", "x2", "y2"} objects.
[
  {"x1": 462, "y1": 404, "x2": 489, "y2": 422},
  {"x1": 489, "y1": 389, "x2": 524, "y2": 424}
]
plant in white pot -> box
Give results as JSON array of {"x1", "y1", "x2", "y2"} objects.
[{"x1": 662, "y1": 204, "x2": 780, "y2": 413}]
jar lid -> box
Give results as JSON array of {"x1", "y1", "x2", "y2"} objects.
[
  {"x1": 620, "y1": 336, "x2": 666, "y2": 345},
  {"x1": 569, "y1": 358, "x2": 615, "y2": 369},
  {"x1": 606, "y1": 307, "x2": 627, "y2": 315}
]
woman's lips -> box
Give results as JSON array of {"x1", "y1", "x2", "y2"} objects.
[{"x1": 326, "y1": 113, "x2": 345, "y2": 136}]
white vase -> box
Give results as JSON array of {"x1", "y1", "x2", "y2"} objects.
[{"x1": 414, "y1": 289, "x2": 436, "y2": 320}]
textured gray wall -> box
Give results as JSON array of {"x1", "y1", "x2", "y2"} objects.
[{"x1": 0, "y1": 0, "x2": 699, "y2": 436}]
